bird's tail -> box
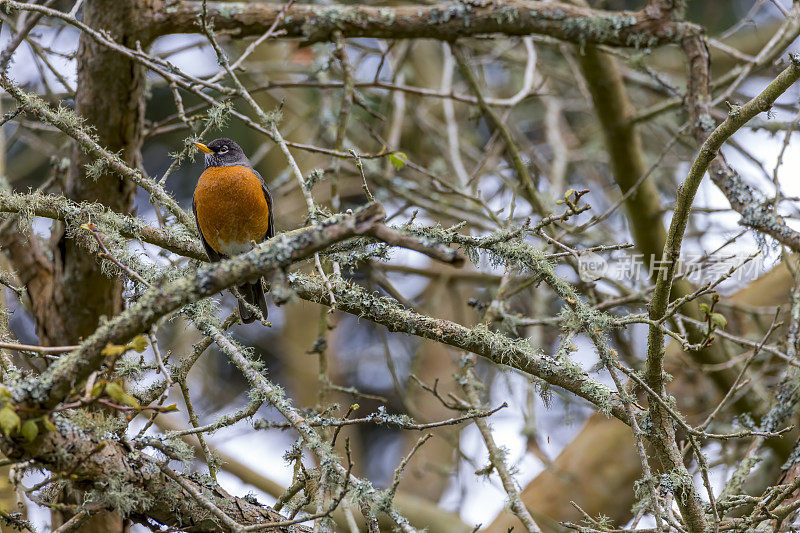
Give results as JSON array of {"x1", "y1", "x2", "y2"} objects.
[{"x1": 237, "y1": 279, "x2": 268, "y2": 324}]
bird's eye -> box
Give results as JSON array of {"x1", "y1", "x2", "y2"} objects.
[{"x1": 219, "y1": 145, "x2": 229, "y2": 154}]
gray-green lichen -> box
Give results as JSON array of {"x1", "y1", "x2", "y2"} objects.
[
  {"x1": 85, "y1": 474, "x2": 154, "y2": 516},
  {"x1": 560, "y1": 14, "x2": 637, "y2": 46}
]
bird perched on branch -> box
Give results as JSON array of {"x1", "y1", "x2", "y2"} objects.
[{"x1": 192, "y1": 138, "x2": 274, "y2": 323}]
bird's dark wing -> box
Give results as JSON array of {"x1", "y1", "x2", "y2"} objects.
[
  {"x1": 192, "y1": 196, "x2": 222, "y2": 262},
  {"x1": 252, "y1": 168, "x2": 275, "y2": 240}
]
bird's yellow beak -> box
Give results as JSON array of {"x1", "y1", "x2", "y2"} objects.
[{"x1": 193, "y1": 142, "x2": 213, "y2": 154}]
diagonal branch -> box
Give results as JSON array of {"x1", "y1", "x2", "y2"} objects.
[
  {"x1": 18, "y1": 203, "x2": 386, "y2": 410},
  {"x1": 0, "y1": 73, "x2": 193, "y2": 230},
  {"x1": 292, "y1": 274, "x2": 629, "y2": 423},
  {"x1": 683, "y1": 33, "x2": 800, "y2": 252},
  {"x1": 0, "y1": 192, "x2": 206, "y2": 260},
  {"x1": 646, "y1": 53, "x2": 800, "y2": 394},
  {"x1": 641, "y1": 52, "x2": 800, "y2": 533}
]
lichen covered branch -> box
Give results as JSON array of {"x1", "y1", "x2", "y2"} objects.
[{"x1": 150, "y1": 1, "x2": 697, "y2": 47}]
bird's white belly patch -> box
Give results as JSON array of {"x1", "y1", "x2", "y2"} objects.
[{"x1": 217, "y1": 238, "x2": 252, "y2": 257}]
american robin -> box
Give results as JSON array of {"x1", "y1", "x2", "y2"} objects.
[{"x1": 192, "y1": 138, "x2": 274, "y2": 323}]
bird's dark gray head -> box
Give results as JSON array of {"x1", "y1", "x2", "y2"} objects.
[{"x1": 193, "y1": 138, "x2": 250, "y2": 168}]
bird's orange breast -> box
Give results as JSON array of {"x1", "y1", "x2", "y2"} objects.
[{"x1": 193, "y1": 165, "x2": 270, "y2": 256}]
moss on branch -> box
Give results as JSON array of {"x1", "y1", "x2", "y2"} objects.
[
  {"x1": 646, "y1": 54, "x2": 800, "y2": 393},
  {"x1": 0, "y1": 413, "x2": 308, "y2": 531},
  {"x1": 0, "y1": 73, "x2": 194, "y2": 231},
  {"x1": 18, "y1": 204, "x2": 386, "y2": 410},
  {"x1": 151, "y1": 1, "x2": 697, "y2": 47},
  {"x1": 292, "y1": 274, "x2": 628, "y2": 423},
  {"x1": 0, "y1": 192, "x2": 206, "y2": 261}
]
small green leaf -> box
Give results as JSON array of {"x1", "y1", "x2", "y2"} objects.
[
  {"x1": 0, "y1": 406, "x2": 20, "y2": 437},
  {"x1": 388, "y1": 152, "x2": 408, "y2": 170},
  {"x1": 91, "y1": 381, "x2": 106, "y2": 398},
  {"x1": 710, "y1": 313, "x2": 727, "y2": 329},
  {"x1": 104, "y1": 382, "x2": 125, "y2": 402},
  {"x1": 0, "y1": 387, "x2": 11, "y2": 402},
  {"x1": 128, "y1": 335, "x2": 148, "y2": 353},
  {"x1": 101, "y1": 344, "x2": 127, "y2": 357},
  {"x1": 105, "y1": 383, "x2": 140, "y2": 409},
  {"x1": 699, "y1": 303, "x2": 710, "y2": 314},
  {"x1": 119, "y1": 392, "x2": 141, "y2": 409},
  {"x1": 20, "y1": 420, "x2": 38, "y2": 442},
  {"x1": 162, "y1": 404, "x2": 179, "y2": 413}
]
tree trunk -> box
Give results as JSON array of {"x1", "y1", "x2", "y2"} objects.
[
  {"x1": 44, "y1": 1, "x2": 149, "y2": 530},
  {"x1": 41, "y1": 0, "x2": 145, "y2": 345}
]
